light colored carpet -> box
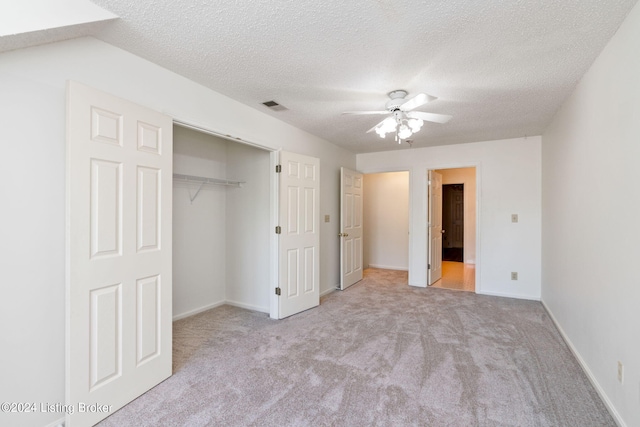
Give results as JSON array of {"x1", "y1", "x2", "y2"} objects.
[{"x1": 97, "y1": 268, "x2": 614, "y2": 426}]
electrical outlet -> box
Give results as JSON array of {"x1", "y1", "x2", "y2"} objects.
[
  {"x1": 618, "y1": 361, "x2": 624, "y2": 383},
  {"x1": 324, "y1": 214, "x2": 330, "y2": 223},
  {"x1": 511, "y1": 272, "x2": 518, "y2": 280}
]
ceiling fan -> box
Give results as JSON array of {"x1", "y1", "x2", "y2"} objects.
[{"x1": 342, "y1": 90, "x2": 452, "y2": 143}]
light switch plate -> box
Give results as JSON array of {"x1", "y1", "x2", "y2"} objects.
[{"x1": 511, "y1": 214, "x2": 518, "y2": 223}]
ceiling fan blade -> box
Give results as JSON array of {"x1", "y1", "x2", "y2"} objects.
[
  {"x1": 406, "y1": 111, "x2": 452, "y2": 124},
  {"x1": 366, "y1": 117, "x2": 389, "y2": 133},
  {"x1": 400, "y1": 93, "x2": 436, "y2": 111},
  {"x1": 342, "y1": 111, "x2": 390, "y2": 115}
]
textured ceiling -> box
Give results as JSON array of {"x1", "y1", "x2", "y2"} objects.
[{"x1": 5, "y1": 0, "x2": 638, "y2": 153}]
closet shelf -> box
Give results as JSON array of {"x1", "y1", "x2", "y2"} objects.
[
  {"x1": 173, "y1": 173, "x2": 245, "y2": 187},
  {"x1": 173, "y1": 173, "x2": 245, "y2": 203}
]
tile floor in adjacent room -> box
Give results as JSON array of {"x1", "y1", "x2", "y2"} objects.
[{"x1": 430, "y1": 261, "x2": 476, "y2": 292}]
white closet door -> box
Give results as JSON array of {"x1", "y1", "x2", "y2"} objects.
[
  {"x1": 276, "y1": 151, "x2": 320, "y2": 319},
  {"x1": 340, "y1": 167, "x2": 363, "y2": 290},
  {"x1": 66, "y1": 81, "x2": 173, "y2": 426}
]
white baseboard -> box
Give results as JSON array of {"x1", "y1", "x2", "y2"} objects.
[
  {"x1": 172, "y1": 301, "x2": 226, "y2": 321},
  {"x1": 541, "y1": 300, "x2": 625, "y2": 427},
  {"x1": 225, "y1": 299, "x2": 269, "y2": 314},
  {"x1": 368, "y1": 264, "x2": 408, "y2": 271},
  {"x1": 175, "y1": 292, "x2": 342, "y2": 321},
  {"x1": 408, "y1": 281, "x2": 427, "y2": 288},
  {"x1": 43, "y1": 417, "x2": 65, "y2": 427},
  {"x1": 476, "y1": 289, "x2": 540, "y2": 301}
]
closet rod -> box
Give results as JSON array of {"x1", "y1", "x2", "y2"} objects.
[
  {"x1": 173, "y1": 173, "x2": 245, "y2": 203},
  {"x1": 173, "y1": 173, "x2": 245, "y2": 187}
]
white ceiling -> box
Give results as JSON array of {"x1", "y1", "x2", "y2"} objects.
[{"x1": 3, "y1": 0, "x2": 638, "y2": 153}]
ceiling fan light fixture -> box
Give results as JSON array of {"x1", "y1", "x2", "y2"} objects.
[
  {"x1": 345, "y1": 90, "x2": 451, "y2": 145},
  {"x1": 408, "y1": 118, "x2": 423, "y2": 132},
  {"x1": 398, "y1": 124, "x2": 412, "y2": 139},
  {"x1": 375, "y1": 127, "x2": 387, "y2": 138},
  {"x1": 381, "y1": 117, "x2": 397, "y2": 132}
]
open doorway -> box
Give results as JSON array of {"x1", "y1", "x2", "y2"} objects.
[
  {"x1": 429, "y1": 167, "x2": 476, "y2": 292},
  {"x1": 172, "y1": 123, "x2": 322, "y2": 320},
  {"x1": 362, "y1": 171, "x2": 410, "y2": 272},
  {"x1": 172, "y1": 124, "x2": 272, "y2": 320}
]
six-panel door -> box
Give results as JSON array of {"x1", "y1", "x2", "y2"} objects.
[{"x1": 66, "y1": 82, "x2": 173, "y2": 426}]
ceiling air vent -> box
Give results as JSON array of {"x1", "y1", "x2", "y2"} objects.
[{"x1": 262, "y1": 100, "x2": 288, "y2": 112}]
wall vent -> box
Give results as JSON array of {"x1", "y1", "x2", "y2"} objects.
[{"x1": 262, "y1": 100, "x2": 288, "y2": 111}]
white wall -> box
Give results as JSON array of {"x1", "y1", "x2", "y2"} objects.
[
  {"x1": 437, "y1": 167, "x2": 476, "y2": 264},
  {"x1": 357, "y1": 137, "x2": 541, "y2": 300},
  {"x1": 0, "y1": 56, "x2": 66, "y2": 427},
  {"x1": 363, "y1": 172, "x2": 409, "y2": 270},
  {"x1": 225, "y1": 141, "x2": 271, "y2": 312},
  {"x1": 173, "y1": 126, "x2": 228, "y2": 319},
  {"x1": 0, "y1": 37, "x2": 355, "y2": 427},
  {"x1": 0, "y1": 0, "x2": 116, "y2": 36},
  {"x1": 541, "y1": 2, "x2": 640, "y2": 426}
]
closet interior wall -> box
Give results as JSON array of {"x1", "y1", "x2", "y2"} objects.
[{"x1": 173, "y1": 125, "x2": 271, "y2": 319}]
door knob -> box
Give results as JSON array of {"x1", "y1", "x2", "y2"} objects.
[{"x1": 441, "y1": 230, "x2": 445, "y2": 234}]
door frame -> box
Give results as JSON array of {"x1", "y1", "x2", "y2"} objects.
[{"x1": 427, "y1": 163, "x2": 481, "y2": 293}]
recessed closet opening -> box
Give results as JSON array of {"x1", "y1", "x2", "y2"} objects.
[{"x1": 172, "y1": 124, "x2": 271, "y2": 320}]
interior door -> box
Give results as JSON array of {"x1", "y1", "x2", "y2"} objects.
[
  {"x1": 340, "y1": 167, "x2": 363, "y2": 290},
  {"x1": 277, "y1": 151, "x2": 320, "y2": 319},
  {"x1": 451, "y1": 185, "x2": 464, "y2": 248},
  {"x1": 66, "y1": 81, "x2": 173, "y2": 426},
  {"x1": 428, "y1": 170, "x2": 443, "y2": 285}
]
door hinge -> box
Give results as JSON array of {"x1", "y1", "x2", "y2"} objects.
[
  {"x1": 428, "y1": 263, "x2": 431, "y2": 269},
  {"x1": 275, "y1": 226, "x2": 281, "y2": 234},
  {"x1": 275, "y1": 164, "x2": 282, "y2": 173},
  {"x1": 275, "y1": 287, "x2": 281, "y2": 295}
]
